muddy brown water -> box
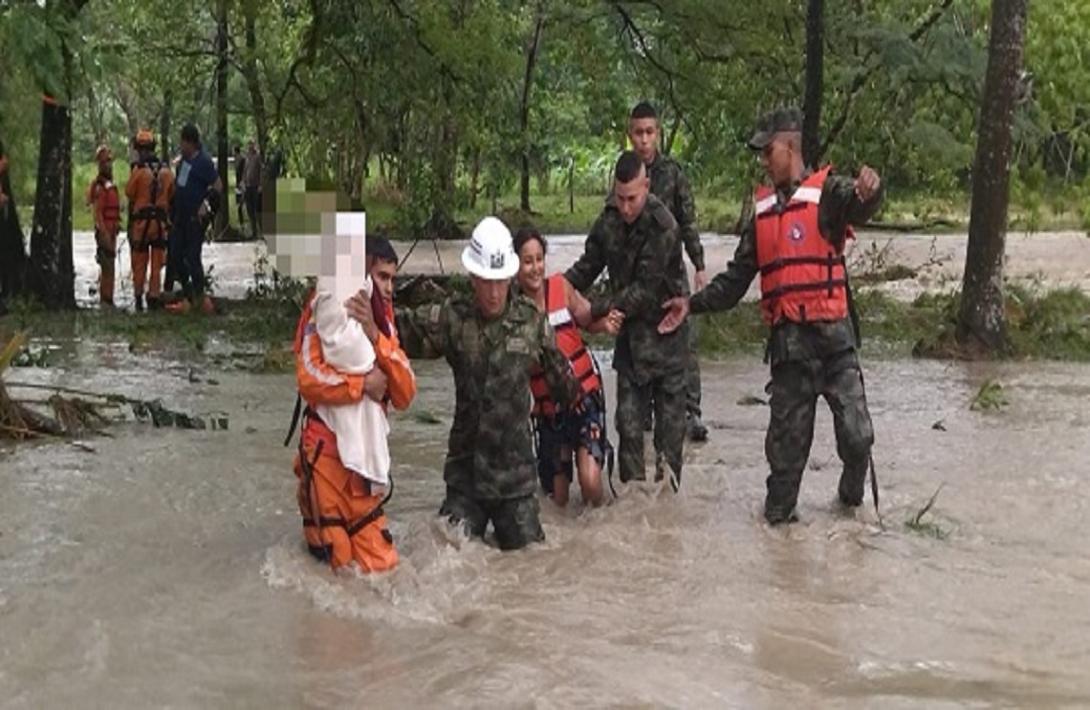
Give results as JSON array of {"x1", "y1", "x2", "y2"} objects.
[
  {"x1": 2, "y1": 346, "x2": 1089, "y2": 707},
  {"x1": 71, "y1": 230, "x2": 1090, "y2": 308}
]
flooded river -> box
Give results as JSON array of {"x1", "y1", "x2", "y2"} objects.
[
  {"x1": 2, "y1": 347, "x2": 1089, "y2": 707},
  {"x1": 71, "y1": 229, "x2": 1090, "y2": 309}
]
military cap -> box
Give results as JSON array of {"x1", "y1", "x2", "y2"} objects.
[{"x1": 747, "y1": 107, "x2": 803, "y2": 151}]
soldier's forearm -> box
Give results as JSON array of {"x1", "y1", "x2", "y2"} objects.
[{"x1": 683, "y1": 227, "x2": 705, "y2": 271}]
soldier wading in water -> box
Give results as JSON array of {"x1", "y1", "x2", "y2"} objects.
[{"x1": 398, "y1": 217, "x2": 582, "y2": 550}]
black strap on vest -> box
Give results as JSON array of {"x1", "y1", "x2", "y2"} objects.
[
  {"x1": 760, "y1": 279, "x2": 847, "y2": 301},
  {"x1": 759, "y1": 254, "x2": 845, "y2": 277}
]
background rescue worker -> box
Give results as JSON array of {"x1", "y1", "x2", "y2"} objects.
[
  {"x1": 627, "y1": 101, "x2": 709, "y2": 442},
  {"x1": 659, "y1": 108, "x2": 884, "y2": 525},
  {"x1": 242, "y1": 141, "x2": 263, "y2": 239},
  {"x1": 565, "y1": 151, "x2": 689, "y2": 492},
  {"x1": 165, "y1": 123, "x2": 221, "y2": 315},
  {"x1": 514, "y1": 227, "x2": 619, "y2": 508},
  {"x1": 233, "y1": 144, "x2": 246, "y2": 232},
  {"x1": 86, "y1": 145, "x2": 121, "y2": 307},
  {"x1": 126, "y1": 130, "x2": 175, "y2": 311},
  {"x1": 291, "y1": 234, "x2": 417, "y2": 572},
  {"x1": 397, "y1": 217, "x2": 581, "y2": 551}
]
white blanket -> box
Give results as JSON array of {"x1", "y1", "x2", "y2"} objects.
[{"x1": 312, "y1": 276, "x2": 390, "y2": 488}]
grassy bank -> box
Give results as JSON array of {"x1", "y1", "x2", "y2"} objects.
[
  {"x1": 0, "y1": 297, "x2": 302, "y2": 372},
  {"x1": 697, "y1": 286, "x2": 1090, "y2": 361},
  {"x1": 3, "y1": 282, "x2": 1088, "y2": 370}
]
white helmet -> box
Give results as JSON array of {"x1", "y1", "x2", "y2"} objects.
[{"x1": 462, "y1": 216, "x2": 518, "y2": 280}]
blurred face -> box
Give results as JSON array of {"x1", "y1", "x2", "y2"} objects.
[
  {"x1": 627, "y1": 117, "x2": 659, "y2": 164},
  {"x1": 760, "y1": 133, "x2": 799, "y2": 189},
  {"x1": 180, "y1": 138, "x2": 197, "y2": 159},
  {"x1": 516, "y1": 237, "x2": 546, "y2": 295},
  {"x1": 472, "y1": 275, "x2": 510, "y2": 320},
  {"x1": 98, "y1": 155, "x2": 113, "y2": 178},
  {"x1": 614, "y1": 166, "x2": 650, "y2": 225},
  {"x1": 0, "y1": 155, "x2": 8, "y2": 175},
  {"x1": 370, "y1": 258, "x2": 397, "y2": 303}
]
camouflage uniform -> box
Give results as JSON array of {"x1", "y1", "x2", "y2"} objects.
[
  {"x1": 690, "y1": 169, "x2": 883, "y2": 521},
  {"x1": 648, "y1": 153, "x2": 705, "y2": 424},
  {"x1": 397, "y1": 293, "x2": 581, "y2": 549},
  {"x1": 565, "y1": 193, "x2": 689, "y2": 488}
]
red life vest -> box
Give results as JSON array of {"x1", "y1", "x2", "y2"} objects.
[
  {"x1": 92, "y1": 178, "x2": 121, "y2": 232},
  {"x1": 754, "y1": 166, "x2": 850, "y2": 326},
  {"x1": 530, "y1": 274, "x2": 602, "y2": 416}
]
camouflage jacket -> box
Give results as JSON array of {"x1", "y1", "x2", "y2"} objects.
[
  {"x1": 690, "y1": 168, "x2": 884, "y2": 365},
  {"x1": 648, "y1": 152, "x2": 704, "y2": 275},
  {"x1": 397, "y1": 293, "x2": 581, "y2": 500},
  {"x1": 565, "y1": 193, "x2": 689, "y2": 385}
]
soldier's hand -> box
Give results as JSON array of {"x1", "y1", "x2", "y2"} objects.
[
  {"x1": 658, "y1": 296, "x2": 689, "y2": 334},
  {"x1": 604, "y1": 308, "x2": 625, "y2": 336},
  {"x1": 364, "y1": 367, "x2": 388, "y2": 402},
  {"x1": 855, "y1": 166, "x2": 881, "y2": 202},
  {"x1": 693, "y1": 270, "x2": 708, "y2": 293},
  {"x1": 345, "y1": 289, "x2": 379, "y2": 343}
]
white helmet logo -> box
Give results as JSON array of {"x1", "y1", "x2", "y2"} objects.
[{"x1": 490, "y1": 252, "x2": 505, "y2": 269}]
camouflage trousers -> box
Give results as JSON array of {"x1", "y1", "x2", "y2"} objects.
[
  {"x1": 764, "y1": 348, "x2": 874, "y2": 517},
  {"x1": 439, "y1": 487, "x2": 545, "y2": 551},
  {"x1": 645, "y1": 321, "x2": 701, "y2": 426},
  {"x1": 616, "y1": 368, "x2": 686, "y2": 488}
]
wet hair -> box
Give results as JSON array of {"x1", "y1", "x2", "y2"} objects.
[
  {"x1": 366, "y1": 234, "x2": 399, "y2": 265},
  {"x1": 180, "y1": 123, "x2": 200, "y2": 145},
  {"x1": 614, "y1": 150, "x2": 645, "y2": 184},
  {"x1": 513, "y1": 226, "x2": 547, "y2": 256},
  {"x1": 630, "y1": 101, "x2": 658, "y2": 121}
]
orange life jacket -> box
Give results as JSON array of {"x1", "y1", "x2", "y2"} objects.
[
  {"x1": 90, "y1": 177, "x2": 121, "y2": 233},
  {"x1": 293, "y1": 292, "x2": 368, "y2": 409},
  {"x1": 754, "y1": 166, "x2": 850, "y2": 326},
  {"x1": 530, "y1": 274, "x2": 602, "y2": 417},
  {"x1": 289, "y1": 289, "x2": 417, "y2": 455}
]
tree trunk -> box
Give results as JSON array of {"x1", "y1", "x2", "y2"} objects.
[
  {"x1": 214, "y1": 0, "x2": 230, "y2": 238},
  {"x1": 802, "y1": 0, "x2": 825, "y2": 169},
  {"x1": 519, "y1": 7, "x2": 546, "y2": 213},
  {"x1": 29, "y1": 97, "x2": 75, "y2": 310},
  {"x1": 242, "y1": 1, "x2": 269, "y2": 155},
  {"x1": 159, "y1": 89, "x2": 173, "y2": 162},
  {"x1": 0, "y1": 139, "x2": 28, "y2": 302},
  {"x1": 955, "y1": 0, "x2": 1029, "y2": 354}
]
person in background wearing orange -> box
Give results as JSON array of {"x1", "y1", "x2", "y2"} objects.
[
  {"x1": 125, "y1": 130, "x2": 175, "y2": 311},
  {"x1": 86, "y1": 145, "x2": 121, "y2": 308}
]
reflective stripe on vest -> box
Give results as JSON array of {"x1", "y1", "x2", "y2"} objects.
[
  {"x1": 530, "y1": 274, "x2": 602, "y2": 416},
  {"x1": 754, "y1": 166, "x2": 849, "y2": 326},
  {"x1": 293, "y1": 293, "x2": 365, "y2": 407}
]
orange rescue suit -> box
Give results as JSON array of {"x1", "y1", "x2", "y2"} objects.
[
  {"x1": 87, "y1": 176, "x2": 121, "y2": 304},
  {"x1": 529, "y1": 274, "x2": 602, "y2": 416},
  {"x1": 291, "y1": 290, "x2": 417, "y2": 572},
  {"x1": 126, "y1": 160, "x2": 175, "y2": 301},
  {"x1": 754, "y1": 166, "x2": 850, "y2": 326}
]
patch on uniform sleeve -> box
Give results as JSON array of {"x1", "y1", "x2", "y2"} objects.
[
  {"x1": 428, "y1": 304, "x2": 442, "y2": 324},
  {"x1": 654, "y1": 203, "x2": 677, "y2": 230},
  {"x1": 508, "y1": 337, "x2": 529, "y2": 354}
]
